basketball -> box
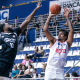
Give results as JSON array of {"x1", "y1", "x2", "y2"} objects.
[{"x1": 50, "y1": 3, "x2": 61, "y2": 14}]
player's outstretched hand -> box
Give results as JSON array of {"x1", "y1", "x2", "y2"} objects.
[
  {"x1": 63, "y1": 7, "x2": 70, "y2": 18},
  {"x1": 36, "y1": 0, "x2": 42, "y2": 10}
]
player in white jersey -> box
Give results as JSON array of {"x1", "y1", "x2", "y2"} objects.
[{"x1": 44, "y1": 8, "x2": 74, "y2": 80}]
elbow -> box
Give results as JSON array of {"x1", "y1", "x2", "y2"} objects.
[
  {"x1": 43, "y1": 29, "x2": 47, "y2": 32},
  {"x1": 43, "y1": 27, "x2": 48, "y2": 32},
  {"x1": 26, "y1": 18, "x2": 31, "y2": 23},
  {"x1": 71, "y1": 29, "x2": 74, "y2": 32},
  {"x1": 70, "y1": 29, "x2": 74, "y2": 33}
]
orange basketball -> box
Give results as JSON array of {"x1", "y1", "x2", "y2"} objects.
[{"x1": 50, "y1": 3, "x2": 61, "y2": 14}]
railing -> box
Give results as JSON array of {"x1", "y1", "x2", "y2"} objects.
[
  {"x1": 65, "y1": 60, "x2": 80, "y2": 74},
  {"x1": 1, "y1": 77, "x2": 80, "y2": 80}
]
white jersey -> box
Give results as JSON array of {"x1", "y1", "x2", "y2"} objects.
[{"x1": 45, "y1": 40, "x2": 69, "y2": 80}]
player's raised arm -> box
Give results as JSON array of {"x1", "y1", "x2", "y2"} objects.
[
  {"x1": 63, "y1": 8, "x2": 74, "y2": 48},
  {"x1": 20, "y1": 1, "x2": 42, "y2": 32},
  {"x1": 43, "y1": 14, "x2": 56, "y2": 46}
]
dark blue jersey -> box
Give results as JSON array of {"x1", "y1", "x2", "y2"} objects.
[{"x1": 0, "y1": 27, "x2": 21, "y2": 64}]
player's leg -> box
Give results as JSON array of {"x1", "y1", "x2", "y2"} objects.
[{"x1": 45, "y1": 72, "x2": 55, "y2": 80}]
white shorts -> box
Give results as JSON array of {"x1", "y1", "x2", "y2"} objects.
[{"x1": 45, "y1": 67, "x2": 65, "y2": 80}]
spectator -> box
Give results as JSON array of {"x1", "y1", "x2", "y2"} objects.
[
  {"x1": 15, "y1": 16, "x2": 18, "y2": 26},
  {"x1": 21, "y1": 54, "x2": 33, "y2": 68},
  {"x1": 12, "y1": 24, "x2": 15, "y2": 28},
  {"x1": 74, "y1": 17, "x2": 80, "y2": 33},
  {"x1": 78, "y1": 8, "x2": 80, "y2": 16},
  {"x1": 19, "y1": 28, "x2": 27, "y2": 47},
  {"x1": 35, "y1": 24, "x2": 40, "y2": 38},
  {"x1": 11, "y1": 65, "x2": 19, "y2": 79},
  {"x1": 40, "y1": 23, "x2": 45, "y2": 37},
  {"x1": 71, "y1": 20, "x2": 74, "y2": 26},
  {"x1": 74, "y1": 17, "x2": 80, "y2": 24},
  {"x1": 40, "y1": 63, "x2": 46, "y2": 79},
  {"x1": 65, "y1": 73, "x2": 70, "y2": 80},
  {"x1": 52, "y1": 20, "x2": 59, "y2": 30},
  {"x1": 63, "y1": 21, "x2": 68, "y2": 29},
  {"x1": 73, "y1": 8, "x2": 77, "y2": 19},
  {"x1": 40, "y1": 22, "x2": 44, "y2": 29},
  {"x1": 5, "y1": 17, "x2": 9, "y2": 23},
  {"x1": 63, "y1": 20, "x2": 74, "y2": 30},
  {"x1": 18, "y1": 64, "x2": 22, "y2": 72},
  {"x1": 22, "y1": 65, "x2": 33, "y2": 78},
  {"x1": 32, "y1": 18, "x2": 36, "y2": 25},
  {"x1": 37, "y1": 14, "x2": 43, "y2": 26},
  {"x1": 32, "y1": 69, "x2": 38, "y2": 78},
  {"x1": 38, "y1": 46, "x2": 44, "y2": 56},
  {"x1": 17, "y1": 65, "x2": 26, "y2": 78},
  {"x1": 32, "y1": 46, "x2": 44, "y2": 62},
  {"x1": 72, "y1": 72, "x2": 80, "y2": 80},
  {"x1": 24, "y1": 65, "x2": 34, "y2": 76},
  {"x1": 49, "y1": 23, "x2": 52, "y2": 28},
  {"x1": 35, "y1": 24, "x2": 39, "y2": 30}
]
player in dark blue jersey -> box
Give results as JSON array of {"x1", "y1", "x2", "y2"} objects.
[{"x1": 0, "y1": 1, "x2": 42, "y2": 77}]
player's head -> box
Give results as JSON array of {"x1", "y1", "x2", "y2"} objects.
[
  {"x1": 58, "y1": 29, "x2": 69, "y2": 41},
  {"x1": 0, "y1": 23, "x2": 14, "y2": 33}
]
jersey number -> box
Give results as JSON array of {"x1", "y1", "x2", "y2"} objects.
[{"x1": 10, "y1": 43, "x2": 14, "y2": 48}]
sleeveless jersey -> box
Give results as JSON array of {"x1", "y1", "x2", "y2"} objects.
[
  {"x1": 0, "y1": 27, "x2": 21, "y2": 64},
  {"x1": 46, "y1": 40, "x2": 69, "y2": 69}
]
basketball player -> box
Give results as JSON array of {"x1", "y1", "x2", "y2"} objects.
[
  {"x1": 44, "y1": 8, "x2": 74, "y2": 80},
  {"x1": 0, "y1": 1, "x2": 42, "y2": 78}
]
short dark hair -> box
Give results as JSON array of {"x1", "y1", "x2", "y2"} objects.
[
  {"x1": 0, "y1": 24, "x2": 5, "y2": 32},
  {"x1": 72, "y1": 72, "x2": 79, "y2": 77},
  {"x1": 16, "y1": 16, "x2": 18, "y2": 19},
  {"x1": 35, "y1": 24, "x2": 39, "y2": 28},
  {"x1": 76, "y1": 17, "x2": 79, "y2": 22},
  {"x1": 30, "y1": 64, "x2": 32, "y2": 68},
  {"x1": 25, "y1": 53, "x2": 28, "y2": 56},
  {"x1": 22, "y1": 65, "x2": 26, "y2": 67},
  {"x1": 34, "y1": 69, "x2": 37, "y2": 71},
  {"x1": 58, "y1": 28, "x2": 69, "y2": 41},
  {"x1": 65, "y1": 73, "x2": 70, "y2": 77}
]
